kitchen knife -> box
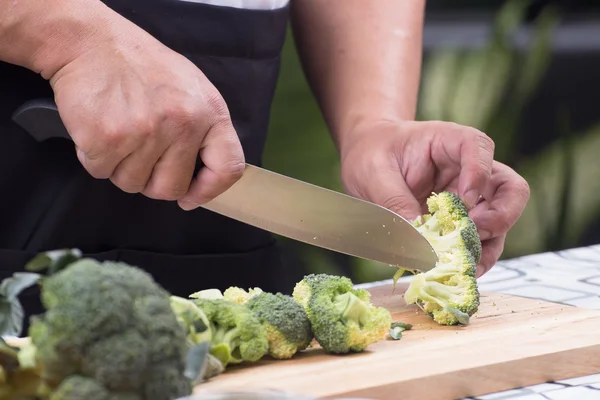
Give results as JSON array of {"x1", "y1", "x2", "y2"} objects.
[{"x1": 12, "y1": 99, "x2": 438, "y2": 272}]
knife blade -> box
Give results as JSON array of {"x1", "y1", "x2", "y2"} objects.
[{"x1": 12, "y1": 99, "x2": 439, "y2": 272}]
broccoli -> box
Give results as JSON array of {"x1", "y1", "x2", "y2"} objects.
[
  {"x1": 27, "y1": 258, "x2": 192, "y2": 400},
  {"x1": 292, "y1": 274, "x2": 391, "y2": 354},
  {"x1": 191, "y1": 298, "x2": 269, "y2": 367},
  {"x1": 0, "y1": 337, "x2": 47, "y2": 399},
  {"x1": 399, "y1": 191, "x2": 482, "y2": 326},
  {"x1": 222, "y1": 287, "x2": 263, "y2": 304},
  {"x1": 244, "y1": 292, "x2": 313, "y2": 359}
]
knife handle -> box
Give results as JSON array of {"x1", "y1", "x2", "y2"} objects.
[
  {"x1": 12, "y1": 98, "x2": 205, "y2": 173},
  {"x1": 12, "y1": 98, "x2": 71, "y2": 142}
]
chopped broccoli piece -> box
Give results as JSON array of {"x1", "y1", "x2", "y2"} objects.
[
  {"x1": 389, "y1": 327, "x2": 403, "y2": 340},
  {"x1": 244, "y1": 292, "x2": 313, "y2": 359},
  {"x1": 170, "y1": 296, "x2": 212, "y2": 346},
  {"x1": 191, "y1": 298, "x2": 269, "y2": 367},
  {"x1": 189, "y1": 289, "x2": 224, "y2": 300},
  {"x1": 391, "y1": 321, "x2": 412, "y2": 331},
  {"x1": 400, "y1": 191, "x2": 482, "y2": 326},
  {"x1": 28, "y1": 257, "x2": 192, "y2": 400},
  {"x1": 292, "y1": 274, "x2": 391, "y2": 354},
  {"x1": 222, "y1": 287, "x2": 264, "y2": 305}
]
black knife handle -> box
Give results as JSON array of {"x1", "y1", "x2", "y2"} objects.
[
  {"x1": 12, "y1": 98, "x2": 206, "y2": 173},
  {"x1": 12, "y1": 98, "x2": 71, "y2": 142}
]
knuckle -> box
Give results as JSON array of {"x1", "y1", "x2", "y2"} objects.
[
  {"x1": 219, "y1": 158, "x2": 246, "y2": 181},
  {"x1": 111, "y1": 177, "x2": 147, "y2": 194},
  {"x1": 145, "y1": 185, "x2": 188, "y2": 201},
  {"x1": 164, "y1": 100, "x2": 199, "y2": 126},
  {"x1": 206, "y1": 91, "x2": 229, "y2": 118},
  {"x1": 100, "y1": 124, "x2": 124, "y2": 148},
  {"x1": 143, "y1": 176, "x2": 191, "y2": 201},
  {"x1": 380, "y1": 195, "x2": 412, "y2": 213},
  {"x1": 515, "y1": 176, "x2": 531, "y2": 202},
  {"x1": 472, "y1": 129, "x2": 495, "y2": 153},
  {"x1": 131, "y1": 115, "x2": 158, "y2": 141}
]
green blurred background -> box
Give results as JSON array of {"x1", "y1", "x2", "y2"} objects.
[{"x1": 261, "y1": 0, "x2": 600, "y2": 284}]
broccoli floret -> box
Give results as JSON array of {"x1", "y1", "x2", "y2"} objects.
[
  {"x1": 222, "y1": 287, "x2": 264, "y2": 305},
  {"x1": 48, "y1": 375, "x2": 113, "y2": 400},
  {"x1": 244, "y1": 292, "x2": 313, "y2": 359},
  {"x1": 413, "y1": 192, "x2": 482, "y2": 263},
  {"x1": 400, "y1": 191, "x2": 482, "y2": 326},
  {"x1": 28, "y1": 258, "x2": 192, "y2": 400},
  {"x1": 292, "y1": 274, "x2": 391, "y2": 354},
  {"x1": 191, "y1": 298, "x2": 269, "y2": 367}
]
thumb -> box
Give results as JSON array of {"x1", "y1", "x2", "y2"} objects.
[
  {"x1": 349, "y1": 168, "x2": 422, "y2": 222},
  {"x1": 456, "y1": 130, "x2": 494, "y2": 209}
]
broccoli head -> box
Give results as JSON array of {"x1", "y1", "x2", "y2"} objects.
[
  {"x1": 292, "y1": 274, "x2": 391, "y2": 354},
  {"x1": 400, "y1": 191, "x2": 482, "y2": 326},
  {"x1": 191, "y1": 298, "x2": 269, "y2": 367},
  {"x1": 222, "y1": 287, "x2": 264, "y2": 305},
  {"x1": 28, "y1": 258, "x2": 192, "y2": 400},
  {"x1": 244, "y1": 292, "x2": 313, "y2": 359}
]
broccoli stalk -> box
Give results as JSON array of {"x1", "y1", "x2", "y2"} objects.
[
  {"x1": 191, "y1": 298, "x2": 269, "y2": 367},
  {"x1": 293, "y1": 274, "x2": 391, "y2": 354},
  {"x1": 397, "y1": 192, "x2": 482, "y2": 326}
]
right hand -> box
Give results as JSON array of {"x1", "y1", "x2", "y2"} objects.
[{"x1": 48, "y1": 10, "x2": 245, "y2": 211}]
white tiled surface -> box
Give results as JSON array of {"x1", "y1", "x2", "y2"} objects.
[{"x1": 356, "y1": 245, "x2": 600, "y2": 400}]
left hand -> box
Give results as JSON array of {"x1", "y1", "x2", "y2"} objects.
[{"x1": 339, "y1": 120, "x2": 530, "y2": 277}]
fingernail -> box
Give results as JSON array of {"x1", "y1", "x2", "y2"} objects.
[
  {"x1": 179, "y1": 200, "x2": 199, "y2": 211},
  {"x1": 464, "y1": 190, "x2": 480, "y2": 209}
]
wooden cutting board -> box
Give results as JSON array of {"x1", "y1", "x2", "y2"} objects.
[{"x1": 194, "y1": 282, "x2": 600, "y2": 400}]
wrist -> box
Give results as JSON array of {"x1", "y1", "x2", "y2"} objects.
[{"x1": 0, "y1": 0, "x2": 126, "y2": 79}]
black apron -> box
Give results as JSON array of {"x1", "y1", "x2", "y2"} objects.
[{"x1": 0, "y1": 0, "x2": 292, "y2": 324}]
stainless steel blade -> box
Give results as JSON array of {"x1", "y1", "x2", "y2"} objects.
[{"x1": 202, "y1": 165, "x2": 438, "y2": 272}]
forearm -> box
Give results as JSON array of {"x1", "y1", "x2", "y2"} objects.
[
  {"x1": 0, "y1": 0, "x2": 127, "y2": 79},
  {"x1": 290, "y1": 0, "x2": 425, "y2": 152}
]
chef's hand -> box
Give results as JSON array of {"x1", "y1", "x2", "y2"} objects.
[
  {"x1": 48, "y1": 11, "x2": 244, "y2": 210},
  {"x1": 339, "y1": 120, "x2": 530, "y2": 277}
]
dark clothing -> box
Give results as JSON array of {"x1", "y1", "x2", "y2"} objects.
[{"x1": 0, "y1": 1, "x2": 291, "y2": 322}]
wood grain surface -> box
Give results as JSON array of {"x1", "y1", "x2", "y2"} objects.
[{"x1": 194, "y1": 282, "x2": 600, "y2": 400}]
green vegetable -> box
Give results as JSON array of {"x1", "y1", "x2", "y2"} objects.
[
  {"x1": 27, "y1": 257, "x2": 192, "y2": 400},
  {"x1": 399, "y1": 192, "x2": 482, "y2": 326},
  {"x1": 0, "y1": 337, "x2": 48, "y2": 399},
  {"x1": 390, "y1": 321, "x2": 412, "y2": 331},
  {"x1": 388, "y1": 321, "x2": 412, "y2": 341},
  {"x1": 389, "y1": 327, "x2": 403, "y2": 340},
  {"x1": 244, "y1": 292, "x2": 313, "y2": 359},
  {"x1": 0, "y1": 272, "x2": 41, "y2": 337},
  {"x1": 191, "y1": 298, "x2": 269, "y2": 367},
  {"x1": 292, "y1": 274, "x2": 391, "y2": 354},
  {"x1": 222, "y1": 287, "x2": 263, "y2": 304}
]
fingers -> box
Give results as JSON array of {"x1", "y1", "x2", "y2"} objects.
[
  {"x1": 456, "y1": 128, "x2": 495, "y2": 209},
  {"x1": 178, "y1": 119, "x2": 246, "y2": 210},
  {"x1": 71, "y1": 116, "x2": 141, "y2": 180},
  {"x1": 469, "y1": 161, "x2": 530, "y2": 242},
  {"x1": 346, "y1": 161, "x2": 423, "y2": 221},
  {"x1": 476, "y1": 234, "x2": 506, "y2": 278},
  {"x1": 110, "y1": 134, "x2": 170, "y2": 195}
]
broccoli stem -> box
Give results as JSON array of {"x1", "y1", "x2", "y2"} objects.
[
  {"x1": 424, "y1": 264, "x2": 460, "y2": 281},
  {"x1": 211, "y1": 325, "x2": 242, "y2": 363},
  {"x1": 333, "y1": 292, "x2": 369, "y2": 328}
]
